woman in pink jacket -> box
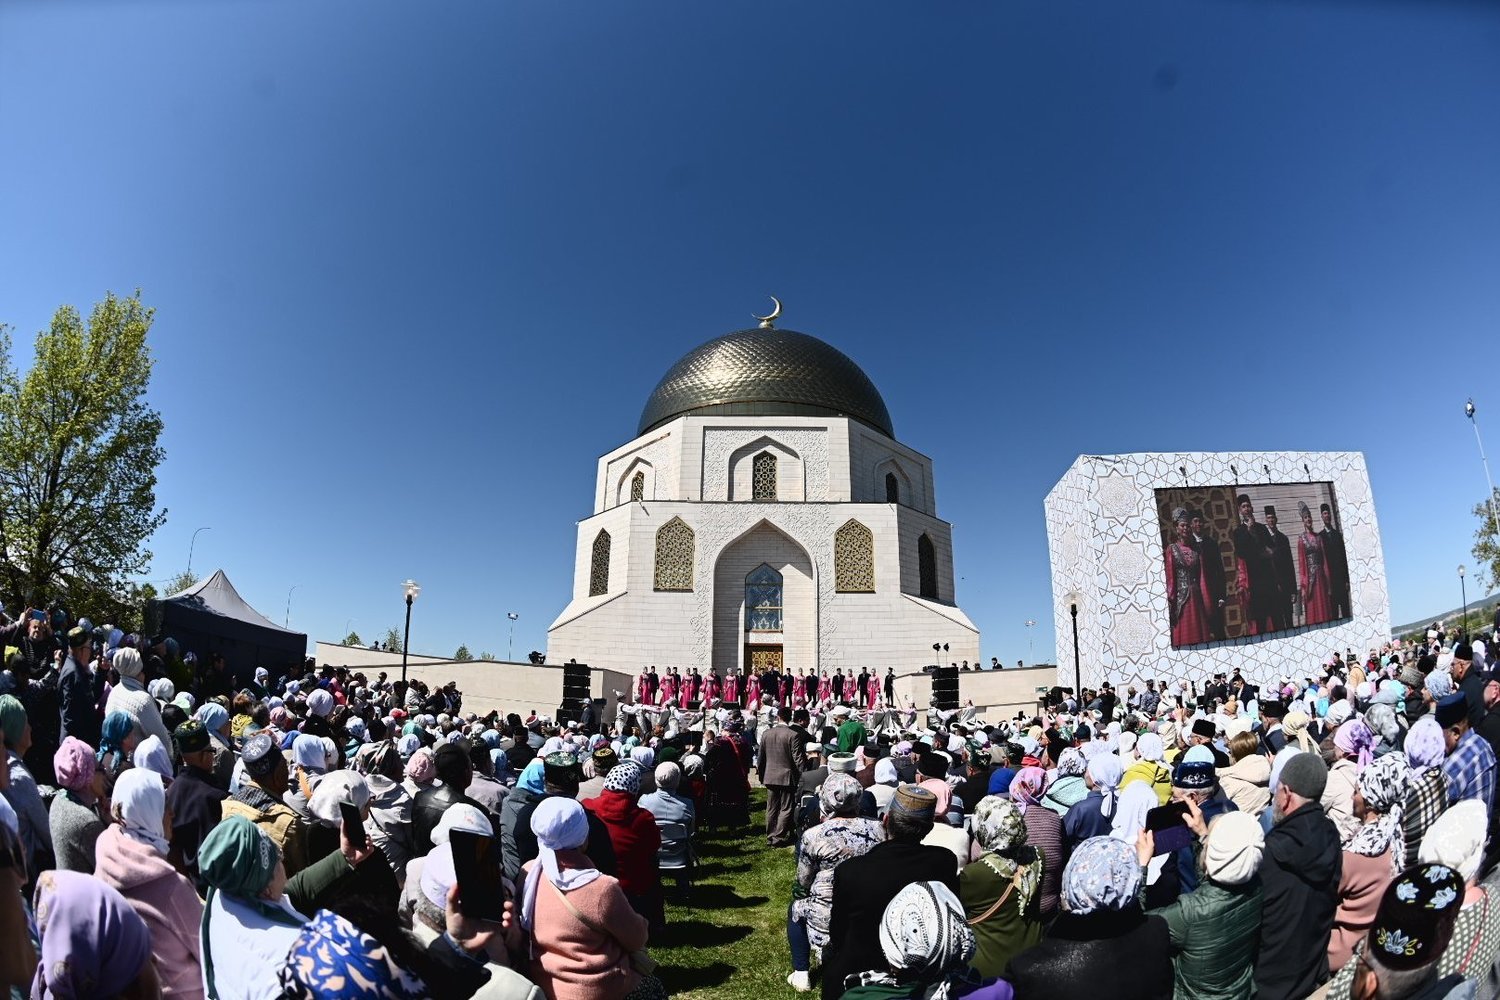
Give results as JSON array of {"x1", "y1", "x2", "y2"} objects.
[{"x1": 93, "y1": 766, "x2": 206, "y2": 1000}]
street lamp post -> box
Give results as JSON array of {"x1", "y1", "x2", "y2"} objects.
[
  {"x1": 507, "y1": 612, "x2": 519, "y2": 662},
  {"x1": 401, "y1": 580, "x2": 421, "y2": 684},
  {"x1": 1065, "y1": 592, "x2": 1082, "y2": 699},
  {"x1": 1459, "y1": 565, "x2": 1469, "y2": 636},
  {"x1": 1024, "y1": 619, "x2": 1037, "y2": 664},
  {"x1": 285, "y1": 585, "x2": 298, "y2": 627},
  {"x1": 1467, "y1": 400, "x2": 1499, "y2": 560},
  {"x1": 187, "y1": 527, "x2": 211, "y2": 579}
]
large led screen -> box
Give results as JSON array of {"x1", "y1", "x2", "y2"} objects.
[{"x1": 1155, "y1": 482, "x2": 1350, "y2": 647}]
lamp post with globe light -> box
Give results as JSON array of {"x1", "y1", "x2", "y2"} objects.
[
  {"x1": 507, "y1": 612, "x2": 519, "y2": 662},
  {"x1": 1064, "y1": 592, "x2": 1082, "y2": 700},
  {"x1": 401, "y1": 580, "x2": 420, "y2": 684}
]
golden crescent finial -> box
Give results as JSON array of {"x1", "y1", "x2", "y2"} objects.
[{"x1": 753, "y1": 295, "x2": 782, "y2": 329}]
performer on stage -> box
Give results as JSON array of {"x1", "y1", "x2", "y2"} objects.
[
  {"x1": 744, "y1": 673, "x2": 761, "y2": 709},
  {"x1": 704, "y1": 670, "x2": 721, "y2": 706},
  {"x1": 780, "y1": 673, "x2": 795, "y2": 704},
  {"x1": 842, "y1": 672, "x2": 858, "y2": 704},
  {"x1": 1320, "y1": 502, "x2": 1351, "y2": 620},
  {"x1": 1166, "y1": 507, "x2": 1214, "y2": 646},
  {"x1": 723, "y1": 670, "x2": 739, "y2": 706},
  {"x1": 866, "y1": 673, "x2": 880, "y2": 711},
  {"x1": 792, "y1": 669, "x2": 807, "y2": 703},
  {"x1": 1231, "y1": 493, "x2": 1279, "y2": 635},
  {"x1": 684, "y1": 668, "x2": 701, "y2": 708},
  {"x1": 636, "y1": 668, "x2": 652, "y2": 705},
  {"x1": 817, "y1": 671, "x2": 832, "y2": 704},
  {"x1": 1265, "y1": 505, "x2": 1297, "y2": 631},
  {"x1": 1298, "y1": 501, "x2": 1334, "y2": 625}
]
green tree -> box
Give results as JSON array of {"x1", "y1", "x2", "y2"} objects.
[
  {"x1": 0, "y1": 291, "x2": 166, "y2": 608},
  {"x1": 165, "y1": 570, "x2": 198, "y2": 596},
  {"x1": 1471, "y1": 488, "x2": 1500, "y2": 589},
  {"x1": 383, "y1": 626, "x2": 403, "y2": 653},
  {"x1": 454, "y1": 644, "x2": 473, "y2": 661},
  {"x1": 343, "y1": 631, "x2": 363, "y2": 647},
  {"x1": 479, "y1": 650, "x2": 495, "y2": 661}
]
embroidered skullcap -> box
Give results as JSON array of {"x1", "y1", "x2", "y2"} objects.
[
  {"x1": 1202, "y1": 812, "x2": 1264, "y2": 886},
  {"x1": 877, "y1": 881, "x2": 975, "y2": 980},
  {"x1": 1419, "y1": 800, "x2": 1487, "y2": 882},
  {"x1": 1062, "y1": 836, "x2": 1143, "y2": 915},
  {"x1": 542, "y1": 751, "x2": 579, "y2": 785},
  {"x1": 1172, "y1": 759, "x2": 1216, "y2": 790},
  {"x1": 173, "y1": 720, "x2": 211, "y2": 755},
  {"x1": 828, "y1": 751, "x2": 858, "y2": 774},
  {"x1": 890, "y1": 784, "x2": 937, "y2": 820},
  {"x1": 1366, "y1": 864, "x2": 1464, "y2": 971},
  {"x1": 239, "y1": 732, "x2": 278, "y2": 779},
  {"x1": 973, "y1": 795, "x2": 1027, "y2": 853},
  {"x1": 604, "y1": 762, "x2": 641, "y2": 795}
]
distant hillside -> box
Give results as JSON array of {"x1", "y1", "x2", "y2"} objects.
[{"x1": 1393, "y1": 590, "x2": 1500, "y2": 636}]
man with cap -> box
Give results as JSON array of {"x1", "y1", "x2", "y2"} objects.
[
  {"x1": 220, "y1": 731, "x2": 310, "y2": 876},
  {"x1": 577, "y1": 745, "x2": 618, "y2": 801},
  {"x1": 1188, "y1": 717, "x2": 1230, "y2": 768},
  {"x1": 1321, "y1": 864, "x2": 1468, "y2": 1000},
  {"x1": 1264, "y1": 503, "x2": 1297, "y2": 630},
  {"x1": 1169, "y1": 750, "x2": 1238, "y2": 894},
  {"x1": 1438, "y1": 691, "x2": 1496, "y2": 811},
  {"x1": 819, "y1": 785, "x2": 958, "y2": 1000},
  {"x1": 164, "y1": 719, "x2": 228, "y2": 884},
  {"x1": 1256, "y1": 751, "x2": 1343, "y2": 1000},
  {"x1": 797, "y1": 743, "x2": 829, "y2": 800},
  {"x1": 1261, "y1": 698, "x2": 1288, "y2": 754},
  {"x1": 56, "y1": 625, "x2": 100, "y2": 748},
  {"x1": 759, "y1": 705, "x2": 808, "y2": 848},
  {"x1": 412, "y1": 740, "x2": 490, "y2": 848},
  {"x1": 833, "y1": 705, "x2": 866, "y2": 753},
  {"x1": 1320, "y1": 502, "x2": 1350, "y2": 621},
  {"x1": 916, "y1": 750, "x2": 953, "y2": 816},
  {"x1": 1231, "y1": 493, "x2": 1278, "y2": 635},
  {"x1": 1450, "y1": 644, "x2": 1486, "y2": 729}
]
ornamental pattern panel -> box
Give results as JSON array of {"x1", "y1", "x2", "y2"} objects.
[
  {"x1": 834, "y1": 520, "x2": 875, "y2": 592},
  {"x1": 702, "y1": 428, "x2": 829, "y2": 502},
  {"x1": 1045, "y1": 452, "x2": 1389, "y2": 692},
  {"x1": 603, "y1": 434, "x2": 672, "y2": 510},
  {"x1": 752, "y1": 452, "x2": 778, "y2": 500},
  {"x1": 654, "y1": 518, "x2": 695, "y2": 591},
  {"x1": 589, "y1": 530, "x2": 611, "y2": 597}
]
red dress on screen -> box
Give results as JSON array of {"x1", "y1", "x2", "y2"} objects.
[
  {"x1": 1299, "y1": 530, "x2": 1334, "y2": 625},
  {"x1": 1166, "y1": 540, "x2": 1213, "y2": 646}
]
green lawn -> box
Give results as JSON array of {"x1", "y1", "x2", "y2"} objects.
[{"x1": 654, "y1": 788, "x2": 800, "y2": 999}]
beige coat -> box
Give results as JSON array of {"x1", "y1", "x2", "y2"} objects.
[
  {"x1": 1321, "y1": 758, "x2": 1361, "y2": 844},
  {"x1": 1219, "y1": 753, "x2": 1271, "y2": 818}
]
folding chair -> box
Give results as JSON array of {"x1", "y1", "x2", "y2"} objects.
[{"x1": 656, "y1": 820, "x2": 695, "y2": 905}]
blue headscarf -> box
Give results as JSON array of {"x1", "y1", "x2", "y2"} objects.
[
  {"x1": 99, "y1": 711, "x2": 134, "y2": 757},
  {"x1": 195, "y1": 702, "x2": 230, "y2": 738},
  {"x1": 490, "y1": 748, "x2": 511, "y2": 783},
  {"x1": 517, "y1": 759, "x2": 546, "y2": 795}
]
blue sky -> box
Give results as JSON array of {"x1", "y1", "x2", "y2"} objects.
[{"x1": 1, "y1": 1, "x2": 1497, "y2": 663}]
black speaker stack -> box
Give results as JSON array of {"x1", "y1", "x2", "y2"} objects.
[
  {"x1": 562, "y1": 662, "x2": 592, "y2": 704},
  {"x1": 931, "y1": 665, "x2": 960, "y2": 709}
]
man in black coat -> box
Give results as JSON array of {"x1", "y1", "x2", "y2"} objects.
[
  {"x1": 820, "y1": 786, "x2": 957, "y2": 1000},
  {"x1": 1256, "y1": 753, "x2": 1342, "y2": 1000},
  {"x1": 1230, "y1": 494, "x2": 1279, "y2": 635},
  {"x1": 1264, "y1": 505, "x2": 1297, "y2": 631},
  {"x1": 1190, "y1": 510, "x2": 1229, "y2": 639},
  {"x1": 1319, "y1": 503, "x2": 1351, "y2": 620},
  {"x1": 412, "y1": 741, "x2": 492, "y2": 848}
]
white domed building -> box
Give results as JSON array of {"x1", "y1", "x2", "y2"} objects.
[{"x1": 547, "y1": 310, "x2": 979, "y2": 680}]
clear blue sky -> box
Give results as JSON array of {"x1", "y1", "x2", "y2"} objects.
[{"x1": 2, "y1": 1, "x2": 1497, "y2": 663}]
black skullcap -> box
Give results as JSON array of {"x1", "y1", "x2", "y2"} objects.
[
  {"x1": 1454, "y1": 643, "x2": 1474, "y2": 662},
  {"x1": 543, "y1": 751, "x2": 579, "y2": 784},
  {"x1": 1436, "y1": 693, "x2": 1469, "y2": 729},
  {"x1": 1191, "y1": 718, "x2": 1217, "y2": 739},
  {"x1": 242, "y1": 733, "x2": 281, "y2": 779},
  {"x1": 172, "y1": 720, "x2": 210, "y2": 755},
  {"x1": 918, "y1": 751, "x2": 947, "y2": 779}
]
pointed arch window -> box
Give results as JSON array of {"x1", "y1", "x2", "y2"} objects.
[
  {"x1": 918, "y1": 533, "x2": 938, "y2": 600},
  {"x1": 746, "y1": 563, "x2": 783, "y2": 632},
  {"x1": 653, "y1": 517, "x2": 695, "y2": 591},
  {"x1": 835, "y1": 520, "x2": 875, "y2": 592},
  {"x1": 630, "y1": 470, "x2": 645, "y2": 503},
  {"x1": 752, "y1": 452, "x2": 777, "y2": 501},
  {"x1": 885, "y1": 472, "x2": 900, "y2": 504},
  {"x1": 589, "y1": 530, "x2": 611, "y2": 597}
]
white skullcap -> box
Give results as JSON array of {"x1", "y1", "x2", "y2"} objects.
[
  {"x1": 1419, "y1": 799, "x2": 1487, "y2": 882},
  {"x1": 1203, "y1": 811, "x2": 1264, "y2": 886}
]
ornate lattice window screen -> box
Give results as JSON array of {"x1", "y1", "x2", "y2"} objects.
[
  {"x1": 885, "y1": 472, "x2": 899, "y2": 504},
  {"x1": 835, "y1": 520, "x2": 875, "y2": 592},
  {"x1": 918, "y1": 533, "x2": 938, "y2": 599},
  {"x1": 745, "y1": 563, "x2": 783, "y2": 631},
  {"x1": 589, "y1": 530, "x2": 611, "y2": 597},
  {"x1": 630, "y1": 471, "x2": 645, "y2": 503},
  {"x1": 654, "y1": 517, "x2": 695, "y2": 591},
  {"x1": 752, "y1": 452, "x2": 777, "y2": 501}
]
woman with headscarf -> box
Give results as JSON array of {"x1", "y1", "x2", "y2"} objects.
[
  {"x1": 582, "y1": 764, "x2": 663, "y2": 931},
  {"x1": 276, "y1": 908, "x2": 436, "y2": 1000},
  {"x1": 703, "y1": 717, "x2": 752, "y2": 830},
  {"x1": 93, "y1": 768, "x2": 206, "y2": 1000},
  {"x1": 403, "y1": 746, "x2": 438, "y2": 798},
  {"x1": 399, "y1": 803, "x2": 494, "y2": 923},
  {"x1": 1063, "y1": 753, "x2": 1123, "y2": 851},
  {"x1": 787, "y1": 773, "x2": 884, "y2": 991},
  {"x1": 104, "y1": 648, "x2": 175, "y2": 762},
  {"x1": 28, "y1": 870, "x2": 161, "y2": 999},
  {"x1": 1120, "y1": 733, "x2": 1172, "y2": 805},
  {"x1": 1322, "y1": 719, "x2": 1372, "y2": 843},
  {"x1": 1042, "y1": 748, "x2": 1089, "y2": 818},
  {"x1": 304, "y1": 770, "x2": 400, "y2": 912},
  {"x1": 1297, "y1": 500, "x2": 1334, "y2": 625},
  {"x1": 500, "y1": 759, "x2": 548, "y2": 884},
  {"x1": 1327, "y1": 752, "x2": 1408, "y2": 970},
  {"x1": 521, "y1": 797, "x2": 655, "y2": 1000},
  {"x1": 192, "y1": 702, "x2": 237, "y2": 789},
  {"x1": 198, "y1": 815, "x2": 309, "y2": 1000},
  {"x1": 1009, "y1": 767, "x2": 1063, "y2": 919},
  {"x1": 1364, "y1": 702, "x2": 1403, "y2": 759},
  {"x1": 48, "y1": 736, "x2": 107, "y2": 873},
  {"x1": 0, "y1": 694, "x2": 50, "y2": 883},
  {"x1": 1400, "y1": 716, "x2": 1448, "y2": 870},
  {"x1": 841, "y1": 880, "x2": 1011, "y2": 1000},
  {"x1": 1005, "y1": 836, "x2": 1173, "y2": 1000},
  {"x1": 1281, "y1": 710, "x2": 1315, "y2": 754},
  {"x1": 133, "y1": 734, "x2": 174, "y2": 785},
  {"x1": 284, "y1": 734, "x2": 330, "y2": 822},
  {"x1": 870, "y1": 758, "x2": 900, "y2": 816},
  {"x1": 960, "y1": 796, "x2": 1045, "y2": 979},
  {"x1": 1417, "y1": 801, "x2": 1500, "y2": 984},
  {"x1": 1144, "y1": 810, "x2": 1264, "y2": 1000},
  {"x1": 352, "y1": 739, "x2": 417, "y2": 878}
]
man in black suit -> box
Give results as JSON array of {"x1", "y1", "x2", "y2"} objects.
[
  {"x1": 1264, "y1": 505, "x2": 1297, "y2": 631},
  {"x1": 819, "y1": 786, "x2": 957, "y2": 999},
  {"x1": 1230, "y1": 493, "x2": 1278, "y2": 635},
  {"x1": 760, "y1": 665, "x2": 782, "y2": 706},
  {"x1": 1320, "y1": 503, "x2": 1351, "y2": 620},
  {"x1": 884, "y1": 668, "x2": 896, "y2": 703},
  {"x1": 1190, "y1": 510, "x2": 1229, "y2": 639}
]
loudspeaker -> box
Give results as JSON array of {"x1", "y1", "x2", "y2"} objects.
[
  {"x1": 931, "y1": 666, "x2": 960, "y2": 710},
  {"x1": 562, "y1": 662, "x2": 591, "y2": 703}
]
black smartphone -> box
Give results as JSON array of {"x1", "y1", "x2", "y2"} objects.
[
  {"x1": 450, "y1": 829, "x2": 504, "y2": 921},
  {"x1": 339, "y1": 800, "x2": 367, "y2": 852},
  {"x1": 1144, "y1": 801, "x2": 1193, "y2": 855}
]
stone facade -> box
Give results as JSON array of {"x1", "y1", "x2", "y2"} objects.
[{"x1": 1044, "y1": 451, "x2": 1390, "y2": 691}]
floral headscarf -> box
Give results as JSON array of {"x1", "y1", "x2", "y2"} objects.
[
  {"x1": 1008, "y1": 766, "x2": 1048, "y2": 814},
  {"x1": 31, "y1": 870, "x2": 152, "y2": 1000},
  {"x1": 1062, "y1": 836, "x2": 1143, "y2": 915},
  {"x1": 278, "y1": 909, "x2": 427, "y2": 999},
  {"x1": 973, "y1": 795, "x2": 1027, "y2": 854},
  {"x1": 1334, "y1": 719, "x2": 1375, "y2": 771},
  {"x1": 1056, "y1": 747, "x2": 1087, "y2": 778},
  {"x1": 1347, "y1": 752, "x2": 1410, "y2": 875},
  {"x1": 1405, "y1": 717, "x2": 1446, "y2": 776},
  {"x1": 875, "y1": 881, "x2": 978, "y2": 1000}
]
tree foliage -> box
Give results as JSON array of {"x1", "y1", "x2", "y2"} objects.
[
  {"x1": 165, "y1": 570, "x2": 198, "y2": 596},
  {"x1": 383, "y1": 626, "x2": 404, "y2": 653},
  {"x1": 454, "y1": 644, "x2": 473, "y2": 661},
  {"x1": 343, "y1": 631, "x2": 363, "y2": 647},
  {"x1": 479, "y1": 650, "x2": 495, "y2": 661},
  {"x1": 1472, "y1": 488, "x2": 1500, "y2": 590},
  {"x1": 0, "y1": 291, "x2": 166, "y2": 609}
]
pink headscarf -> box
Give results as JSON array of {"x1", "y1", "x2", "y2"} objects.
[
  {"x1": 405, "y1": 747, "x2": 437, "y2": 785},
  {"x1": 1009, "y1": 766, "x2": 1049, "y2": 814},
  {"x1": 1334, "y1": 719, "x2": 1375, "y2": 771},
  {"x1": 53, "y1": 736, "x2": 97, "y2": 796}
]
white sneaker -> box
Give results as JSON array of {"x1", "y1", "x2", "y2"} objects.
[{"x1": 787, "y1": 971, "x2": 811, "y2": 992}]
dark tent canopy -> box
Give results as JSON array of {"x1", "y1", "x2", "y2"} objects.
[{"x1": 152, "y1": 569, "x2": 307, "y2": 681}]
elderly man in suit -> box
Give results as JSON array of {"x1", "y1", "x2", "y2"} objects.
[{"x1": 759, "y1": 705, "x2": 807, "y2": 847}]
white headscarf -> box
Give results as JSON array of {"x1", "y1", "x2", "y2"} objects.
[
  {"x1": 132, "y1": 735, "x2": 172, "y2": 782},
  {"x1": 307, "y1": 771, "x2": 371, "y2": 827},
  {"x1": 1110, "y1": 781, "x2": 1158, "y2": 843},
  {"x1": 521, "y1": 797, "x2": 601, "y2": 944},
  {"x1": 431, "y1": 804, "x2": 492, "y2": 845},
  {"x1": 112, "y1": 767, "x2": 170, "y2": 856},
  {"x1": 1135, "y1": 733, "x2": 1165, "y2": 763},
  {"x1": 1086, "y1": 752, "x2": 1125, "y2": 815},
  {"x1": 292, "y1": 734, "x2": 329, "y2": 772}
]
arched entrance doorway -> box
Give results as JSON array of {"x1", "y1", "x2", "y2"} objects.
[{"x1": 712, "y1": 520, "x2": 816, "y2": 680}]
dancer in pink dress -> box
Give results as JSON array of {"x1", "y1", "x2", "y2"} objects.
[
  {"x1": 744, "y1": 674, "x2": 761, "y2": 708},
  {"x1": 792, "y1": 671, "x2": 807, "y2": 703},
  {"x1": 866, "y1": 674, "x2": 880, "y2": 711},
  {"x1": 817, "y1": 672, "x2": 832, "y2": 704},
  {"x1": 723, "y1": 671, "x2": 739, "y2": 705}
]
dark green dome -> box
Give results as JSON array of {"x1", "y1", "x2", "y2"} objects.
[{"x1": 638, "y1": 328, "x2": 893, "y2": 437}]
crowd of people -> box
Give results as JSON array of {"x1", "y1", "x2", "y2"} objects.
[{"x1": 4, "y1": 596, "x2": 1500, "y2": 1000}]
